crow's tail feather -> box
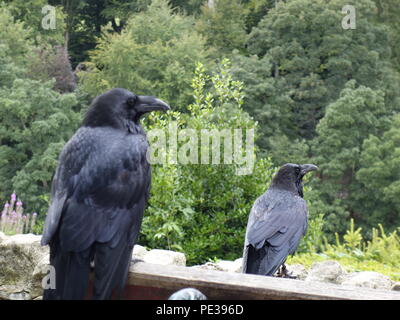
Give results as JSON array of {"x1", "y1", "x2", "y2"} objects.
[
  {"x1": 244, "y1": 244, "x2": 285, "y2": 276},
  {"x1": 43, "y1": 243, "x2": 92, "y2": 300},
  {"x1": 92, "y1": 240, "x2": 134, "y2": 300}
]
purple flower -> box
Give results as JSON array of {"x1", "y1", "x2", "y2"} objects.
[
  {"x1": 11, "y1": 193, "x2": 16, "y2": 202},
  {"x1": 16, "y1": 201, "x2": 23, "y2": 207},
  {"x1": 4, "y1": 202, "x2": 10, "y2": 208}
]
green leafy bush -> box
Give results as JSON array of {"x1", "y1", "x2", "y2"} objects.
[
  {"x1": 289, "y1": 219, "x2": 400, "y2": 281},
  {"x1": 141, "y1": 60, "x2": 275, "y2": 265}
]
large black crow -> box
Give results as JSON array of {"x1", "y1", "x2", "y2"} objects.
[
  {"x1": 242, "y1": 163, "x2": 318, "y2": 277},
  {"x1": 41, "y1": 88, "x2": 170, "y2": 299}
]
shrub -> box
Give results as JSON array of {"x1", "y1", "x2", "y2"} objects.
[
  {"x1": 141, "y1": 60, "x2": 275, "y2": 265},
  {"x1": 289, "y1": 219, "x2": 400, "y2": 281}
]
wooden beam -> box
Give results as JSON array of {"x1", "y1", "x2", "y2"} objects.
[{"x1": 128, "y1": 262, "x2": 400, "y2": 300}]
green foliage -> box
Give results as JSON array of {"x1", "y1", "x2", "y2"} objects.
[
  {"x1": 0, "y1": 0, "x2": 399, "y2": 274},
  {"x1": 46, "y1": 0, "x2": 144, "y2": 66},
  {"x1": 0, "y1": 4, "x2": 33, "y2": 70},
  {"x1": 297, "y1": 213, "x2": 325, "y2": 254},
  {"x1": 356, "y1": 114, "x2": 400, "y2": 231},
  {"x1": 196, "y1": 0, "x2": 247, "y2": 54},
  {"x1": 28, "y1": 44, "x2": 77, "y2": 93},
  {"x1": 373, "y1": 0, "x2": 400, "y2": 72},
  {"x1": 234, "y1": 0, "x2": 400, "y2": 155},
  {"x1": 289, "y1": 219, "x2": 400, "y2": 281},
  {"x1": 0, "y1": 79, "x2": 81, "y2": 214},
  {"x1": 0, "y1": 4, "x2": 82, "y2": 216},
  {"x1": 242, "y1": 0, "x2": 274, "y2": 33},
  {"x1": 79, "y1": 0, "x2": 211, "y2": 110},
  {"x1": 231, "y1": 0, "x2": 400, "y2": 238},
  {"x1": 3, "y1": 0, "x2": 66, "y2": 46},
  {"x1": 312, "y1": 81, "x2": 390, "y2": 235},
  {"x1": 168, "y1": 0, "x2": 204, "y2": 15},
  {"x1": 141, "y1": 60, "x2": 275, "y2": 264}
]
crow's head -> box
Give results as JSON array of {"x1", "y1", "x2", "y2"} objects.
[
  {"x1": 271, "y1": 163, "x2": 318, "y2": 197},
  {"x1": 83, "y1": 88, "x2": 170, "y2": 131}
]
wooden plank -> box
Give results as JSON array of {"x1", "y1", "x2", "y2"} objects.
[{"x1": 128, "y1": 262, "x2": 400, "y2": 300}]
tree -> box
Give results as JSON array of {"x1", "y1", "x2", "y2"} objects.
[
  {"x1": 52, "y1": 0, "x2": 142, "y2": 66},
  {"x1": 356, "y1": 114, "x2": 400, "y2": 232},
  {"x1": 0, "y1": 4, "x2": 34, "y2": 70},
  {"x1": 4, "y1": 0, "x2": 66, "y2": 46},
  {"x1": 373, "y1": 0, "x2": 400, "y2": 72},
  {"x1": 233, "y1": 0, "x2": 400, "y2": 158},
  {"x1": 0, "y1": 5, "x2": 82, "y2": 215},
  {"x1": 242, "y1": 0, "x2": 276, "y2": 33},
  {"x1": 168, "y1": 0, "x2": 204, "y2": 15},
  {"x1": 28, "y1": 44, "x2": 77, "y2": 93},
  {"x1": 312, "y1": 81, "x2": 390, "y2": 235},
  {"x1": 0, "y1": 79, "x2": 81, "y2": 215},
  {"x1": 79, "y1": 0, "x2": 212, "y2": 111},
  {"x1": 196, "y1": 0, "x2": 247, "y2": 54}
]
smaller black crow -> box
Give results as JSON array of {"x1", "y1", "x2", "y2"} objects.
[{"x1": 242, "y1": 163, "x2": 318, "y2": 277}]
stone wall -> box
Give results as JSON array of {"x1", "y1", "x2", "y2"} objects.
[
  {"x1": 0, "y1": 232, "x2": 48, "y2": 300},
  {"x1": 0, "y1": 233, "x2": 186, "y2": 300}
]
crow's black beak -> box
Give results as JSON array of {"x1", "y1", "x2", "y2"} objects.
[
  {"x1": 300, "y1": 164, "x2": 318, "y2": 176},
  {"x1": 136, "y1": 96, "x2": 170, "y2": 113}
]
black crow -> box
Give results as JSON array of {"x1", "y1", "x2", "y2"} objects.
[
  {"x1": 41, "y1": 88, "x2": 170, "y2": 299},
  {"x1": 242, "y1": 163, "x2": 318, "y2": 277}
]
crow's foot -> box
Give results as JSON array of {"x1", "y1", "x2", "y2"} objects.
[{"x1": 276, "y1": 264, "x2": 297, "y2": 279}]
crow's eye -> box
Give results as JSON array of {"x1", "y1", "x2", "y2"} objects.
[
  {"x1": 295, "y1": 167, "x2": 301, "y2": 175},
  {"x1": 127, "y1": 96, "x2": 137, "y2": 108}
]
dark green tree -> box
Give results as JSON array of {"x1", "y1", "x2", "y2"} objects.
[
  {"x1": 0, "y1": 5, "x2": 82, "y2": 216},
  {"x1": 169, "y1": 0, "x2": 204, "y2": 15},
  {"x1": 196, "y1": 0, "x2": 247, "y2": 54},
  {"x1": 3, "y1": 0, "x2": 66, "y2": 46},
  {"x1": 0, "y1": 78, "x2": 81, "y2": 215},
  {"x1": 373, "y1": 0, "x2": 400, "y2": 72},
  {"x1": 233, "y1": 0, "x2": 400, "y2": 161},
  {"x1": 242, "y1": 0, "x2": 276, "y2": 33},
  {"x1": 79, "y1": 0, "x2": 212, "y2": 110},
  {"x1": 356, "y1": 114, "x2": 400, "y2": 232},
  {"x1": 312, "y1": 81, "x2": 390, "y2": 235}
]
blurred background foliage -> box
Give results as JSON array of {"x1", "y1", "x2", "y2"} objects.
[{"x1": 0, "y1": 0, "x2": 399, "y2": 271}]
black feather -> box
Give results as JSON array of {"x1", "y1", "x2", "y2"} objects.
[{"x1": 242, "y1": 163, "x2": 316, "y2": 276}]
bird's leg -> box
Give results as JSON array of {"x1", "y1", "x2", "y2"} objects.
[
  {"x1": 131, "y1": 257, "x2": 145, "y2": 264},
  {"x1": 275, "y1": 264, "x2": 285, "y2": 277},
  {"x1": 276, "y1": 264, "x2": 297, "y2": 279}
]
